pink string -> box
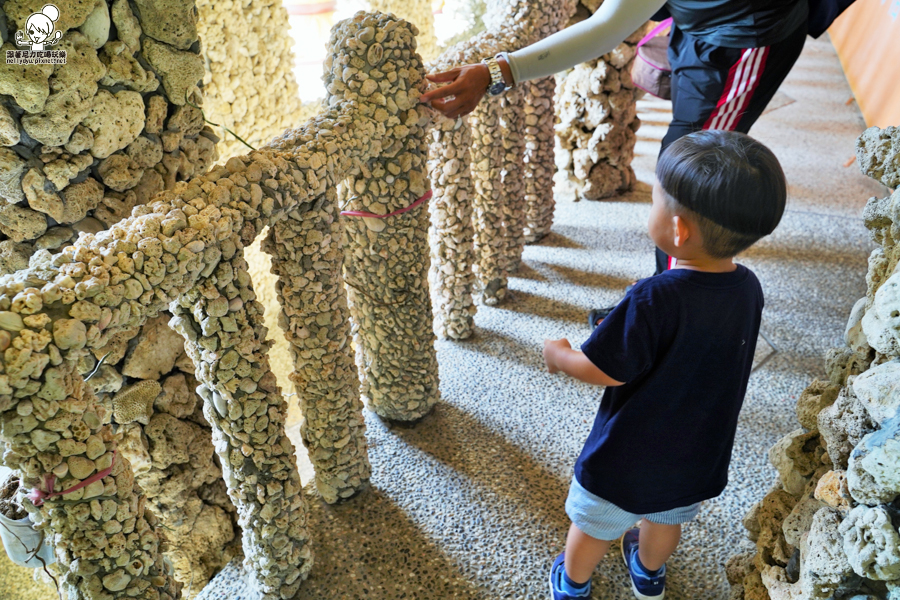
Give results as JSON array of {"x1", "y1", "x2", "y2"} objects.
[
  {"x1": 27, "y1": 450, "x2": 117, "y2": 507},
  {"x1": 340, "y1": 190, "x2": 433, "y2": 219}
]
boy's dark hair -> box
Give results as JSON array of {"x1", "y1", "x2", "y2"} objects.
[{"x1": 656, "y1": 130, "x2": 786, "y2": 259}]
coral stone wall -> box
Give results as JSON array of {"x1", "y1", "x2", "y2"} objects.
[
  {"x1": 195, "y1": 0, "x2": 317, "y2": 162},
  {"x1": 727, "y1": 126, "x2": 900, "y2": 600},
  {"x1": 0, "y1": 0, "x2": 217, "y2": 271},
  {"x1": 553, "y1": 0, "x2": 646, "y2": 200}
]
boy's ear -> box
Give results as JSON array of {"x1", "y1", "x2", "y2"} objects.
[{"x1": 672, "y1": 215, "x2": 691, "y2": 247}]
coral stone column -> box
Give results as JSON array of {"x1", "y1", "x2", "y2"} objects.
[
  {"x1": 427, "y1": 115, "x2": 477, "y2": 340},
  {"x1": 521, "y1": 77, "x2": 558, "y2": 243},
  {"x1": 554, "y1": 27, "x2": 645, "y2": 200},
  {"x1": 342, "y1": 146, "x2": 441, "y2": 421},
  {"x1": 323, "y1": 13, "x2": 440, "y2": 421},
  {"x1": 469, "y1": 99, "x2": 508, "y2": 304},
  {"x1": 498, "y1": 86, "x2": 527, "y2": 274},
  {"x1": 170, "y1": 244, "x2": 312, "y2": 600},
  {"x1": 264, "y1": 192, "x2": 371, "y2": 504},
  {"x1": 11, "y1": 362, "x2": 180, "y2": 600}
]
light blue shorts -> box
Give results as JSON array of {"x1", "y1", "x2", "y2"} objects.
[{"x1": 565, "y1": 477, "x2": 702, "y2": 541}]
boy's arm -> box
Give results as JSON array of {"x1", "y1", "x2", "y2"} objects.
[{"x1": 543, "y1": 339, "x2": 624, "y2": 387}]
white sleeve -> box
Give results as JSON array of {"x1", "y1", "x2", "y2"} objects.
[{"x1": 499, "y1": 0, "x2": 668, "y2": 85}]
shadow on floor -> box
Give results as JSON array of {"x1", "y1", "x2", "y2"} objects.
[
  {"x1": 530, "y1": 231, "x2": 586, "y2": 249},
  {"x1": 295, "y1": 484, "x2": 487, "y2": 600},
  {"x1": 492, "y1": 289, "x2": 591, "y2": 325},
  {"x1": 543, "y1": 264, "x2": 635, "y2": 291}
]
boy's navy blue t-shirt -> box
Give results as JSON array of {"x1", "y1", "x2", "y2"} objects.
[{"x1": 577, "y1": 265, "x2": 763, "y2": 514}]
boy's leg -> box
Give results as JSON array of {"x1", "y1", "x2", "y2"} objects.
[
  {"x1": 637, "y1": 520, "x2": 681, "y2": 571},
  {"x1": 564, "y1": 522, "x2": 612, "y2": 583}
]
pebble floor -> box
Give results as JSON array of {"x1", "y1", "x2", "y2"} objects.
[{"x1": 0, "y1": 35, "x2": 889, "y2": 600}]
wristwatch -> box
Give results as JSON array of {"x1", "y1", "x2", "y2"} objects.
[{"x1": 482, "y1": 54, "x2": 512, "y2": 96}]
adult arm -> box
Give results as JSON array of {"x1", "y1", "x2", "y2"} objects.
[
  {"x1": 500, "y1": 0, "x2": 667, "y2": 85},
  {"x1": 543, "y1": 339, "x2": 625, "y2": 387},
  {"x1": 420, "y1": 0, "x2": 666, "y2": 118}
]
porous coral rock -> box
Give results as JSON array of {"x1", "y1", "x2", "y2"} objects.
[
  {"x1": 815, "y1": 470, "x2": 852, "y2": 509},
  {"x1": 81, "y1": 89, "x2": 146, "y2": 158},
  {"x1": 59, "y1": 175, "x2": 104, "y2": 223},
  {"x1": 111, "y1": 0, "x2": 142, "y2": 53},
  {"x1": 782, "y1": 481, "x2": 825, "y2": 548},
  {"x1": 857, "y1": 125, "x2": 900, "y2": 189},
  {"x1": 5, "y1": 0, "x2": 97, "y2": 35},
  {"x1": 134, "y1": 0, "x2": 199, "y2": 50},
  {"x1": 755, "y1": 488, "x2": 798, "y2": 567},
  {"x1": 166, "y1": 104, "x2": 204, "y2": 137},
  {"x1": 78, "y1": 0, "x2": 110, "y2": 49},
  {"x1": 98, "y1": 40, "x2": 160, "y2": 92},
  {"x1": 553, "y1": 24, "x2": 644, "y2": 200},
  {"x1": 64, "y1": 124, "x2": 94, "y2": 154},
  {"x1": 142, "y1": 37, "x2": 205, "y2": 107},
  {"x1": 36, "y1": 226, "x2": 74, "y2": 251},
  {"x1": 0, "y1": 202, "x2": 47, "y2": 241},
  {"x1": 121, "y1": 313, "x2": 187, "y2": 379},
  {"x1": 154, "y1": 372, "x2": 197, "y2": 419},
  {"x1": 853, "y1": 359, "x2": 900, "y2": 424},
  {"x1": 845, "y1": 296, "x2": 870, "y2": 352},
  {"x1": 126, "y1": 135, "x2": 164, "y2": 169},
  {"x1": 847, "y1": 414, "x2": 900, "y2": 505},
  {"x1": 112, "y1": 380, "x2": 161, "y2": 425},
  {"x1": 768, "y1": 428, "x2": 825, "y2": 495},
  {"x1": 0, "y1": 147, "x2": 27, "y2": 204},
  {"x1": 85, "y1": 364, "x2": 123, "y2": 394},
  {"x1": 0, "y1": 240, "x2": 32, "y2": 274},
  {"x1": 825, "y1": 345, "x2": 873, "y2": 386},
  {"x1": 196, "y1": 0, "x2": 309, "y2": 159},
  {"x1": 862, "y1": 269, "x2": 900, "y2": 355},
  {"x1": 818, "y1": 386, "x2": 877, "y2": 470},
  {"x1": 797, "y1": 379, "x2": 841, "y2": 431},
  {"x1": 97, "y1": 153, "x2": 145, "y2": 192},
  {"x1": 0, "y1": 103, "x2": 20, "y2": 146},
  {"x1": 0, "y1": 42, "x2": 53, "y2": 113},
  {"x1": 144, "y1": 412, "x2": 199, "y2": 471},
  {"x1": 21, "y1": 32, "x2": 106, "y2": 146},
  {"x1": 42, "y1": 150, "x2": 94, "y2": 190},
  {"x1": 21, "y1": 168, "x2": 64, "y2": 221},
  {"x1": 839, "y1": 504, "x2": 900, "y2": 580},
  {"x1": 801, "y1": 507, "x2": 861, "y2": 599}
]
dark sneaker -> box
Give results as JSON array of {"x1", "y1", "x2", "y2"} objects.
[
  {"x1": 621, "y1": 528, "x2": 666, "y2": 600},
  {"x1": 588, "y1": 306, "x2": 616, "y2": 329},
  {"x1": 548, "y1": 552, "x2": 591, "y2": 600},
  {"x1": 588, "y1": 284, "x2": 637, "y2": 328}
]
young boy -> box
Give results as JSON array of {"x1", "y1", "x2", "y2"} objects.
[{"x1": 542, "y1": 130, "x2": 786, "y2": 600}]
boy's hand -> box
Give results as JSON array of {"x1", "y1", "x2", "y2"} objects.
[{"x1": 543, "y1": 338, "x2": 572, "y2": 373}]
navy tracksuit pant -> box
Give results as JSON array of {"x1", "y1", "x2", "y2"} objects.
[{"x1": 653, "y1": 20, "x2": 808, "y2": 274}]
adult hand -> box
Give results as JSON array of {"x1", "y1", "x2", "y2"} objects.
[
  {"x1": 543, "y1": 338, "x2": 572, "y2": 374},
  {"x1": 418, "y1": 63, "x2": 491, "y2": 119}
]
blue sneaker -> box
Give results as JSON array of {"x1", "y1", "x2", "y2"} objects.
[
  {"x1": 548, "y1": 552, "x2": 591, "y2": 600},
  {"x1": 621, "y1": 528, "x2": 666, "y2": 600}
]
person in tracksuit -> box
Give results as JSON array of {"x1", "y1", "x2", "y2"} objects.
[{"x1": 420, "y1": 0, "x2": 808, "y2": 324}]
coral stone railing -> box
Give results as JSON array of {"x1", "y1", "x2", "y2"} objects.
[
  {"x1": 425, "y1": 0, "x2": 579, "y2": 339},
  {"x1": 1, "y1": 12, "x2": 435, "y2": 600}
]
